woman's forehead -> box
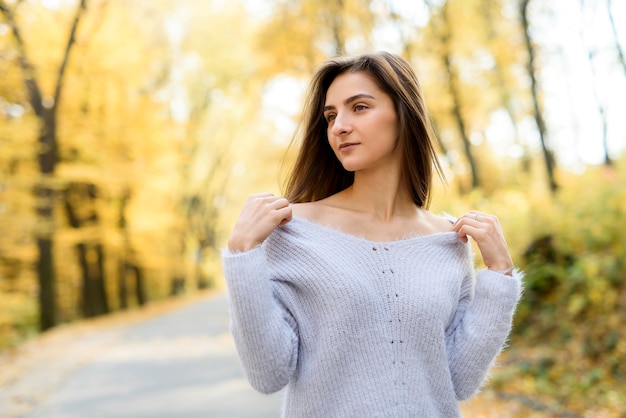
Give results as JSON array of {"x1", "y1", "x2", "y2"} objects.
[{"x1": 325, "y1": 72, "x2": 383, "y2": 103}]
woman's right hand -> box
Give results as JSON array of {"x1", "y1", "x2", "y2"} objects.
[{"x1": 227, "y1": 193, "x2": 292, "y2": 253}]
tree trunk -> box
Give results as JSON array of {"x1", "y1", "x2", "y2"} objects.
[
  {"x1": 480, "y1": 0, "x2": 531, "y2": 172},
  {"x1": 118, "y1": 261, "x2": 128, "y2": 309},
  {"x1": 35, "y1": 113, "x2": 58, "y2": 330},
  {"x1": 94, "y1": 243, "x2": 109, "y2": 313},
  {"x1": 194, "y1": 246, "x2": 210, "y2": 290},
  {"x1": 520, "y1": 0, "x2": 558, "y2": 193},
  {"x1": 77, "y1": 243, "x2": 109, "y2": 317},
  {"x1": 131, "y1": 264, "x2": 147, "y2": 306},
  {"x1": 116, "y1": 186, "x2": 145, "y2": 308},
  {"x1": 386, "y1": 4, "x2": 451, "y2": 174},
  {"x1": 63, "y1": 182, "x2": 109, "y2": 318},
  {"x1": 584, "y1": 48, "x2": 612, "y2": 166},
  {"x1": 438, "y1": 2, "x2": 480, "y2": 189},
  {"x1": 606, "y1": 0, "x2": 626, "y2": 78},
  {"x1": 117, "y1": 189, "x2": 130, "y2": 309},
  {"x1": 77, "y1": 244, "x2": 96, "y2": 317},
  {"x1": 579, "y1": 0, "x2": 612, "y2": 166},
  {"x1": 36, "y1": 237, "x2": 56, "y2": 330},
  {"x1": 170, "y1": 275, "x2": 186, "y2": 296},
  {"x1": 329, "y1": 0, "x2": 345, "y2": 55}
]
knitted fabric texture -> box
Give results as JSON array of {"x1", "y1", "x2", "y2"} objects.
[{"x1": 222, "y1": 217, "x2": 522, "y2": 417}]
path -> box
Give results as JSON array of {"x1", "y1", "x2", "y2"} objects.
[
  {"x1": 0, "y1": 292, "x2": 545, "y2": 417},
  {"x1": 1, "y1": 293, "x2": 283, "y2": 417}
]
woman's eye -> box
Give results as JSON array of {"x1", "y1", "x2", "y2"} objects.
[
  {"x1": 354, "y1": 104, "x2": 367, "y2": 112},
  {"x1": 325, "y1": 113, "x2": 336, "y2": 122}
]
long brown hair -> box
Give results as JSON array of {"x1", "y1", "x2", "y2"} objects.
[{"x1": 283, "y1": 51, "x2": 444, "y2": 208}]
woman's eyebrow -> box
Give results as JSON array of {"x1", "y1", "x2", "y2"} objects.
[{"x1": 324, "y1": 93, "x2": 376, "y2": 111}]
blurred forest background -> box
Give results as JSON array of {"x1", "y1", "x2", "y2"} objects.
[{"x1": 0, "y1": 0, "x2": 625, "y2": 415}]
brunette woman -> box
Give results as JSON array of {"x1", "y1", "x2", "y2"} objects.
[{"x1": 222, "y1": 51, "x2": 522, "y2": 417}]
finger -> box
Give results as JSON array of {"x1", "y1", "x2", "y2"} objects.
[
  {"x1": 453, "y1": 211, "x2": 478, "y2": 228},
  {"x1": 268, "y1": 197, "x2": 290, "y2": 210},
  {"x1": 456, "y1": 224, "x2": 492, "y2": 245},
  {"x1": 466, "y1": 211, "x2": 490, "y2": 222},
  {"x1": 457, "y1": 232, "x2": 469, "y2": 243},
  {"x1": 452, "y1": 216, "x2": 481, "y2": 232},
  {"x1": 469, "y1": 212, "x2": 500, "y2": 226},
  {"x1": 458, "y1": 224, "x2": 483, "y2": 239},
  {"x1": 247, "y1": 195, "x2": 281, "y2": 211},
  {"x1": 277, "y1": 206, "x2": 293, "y2": 226},
  {"x1": 454, "y1": 212, "x2": 499, "y2": 234},
  {"x1": 257, "y1": 195, "x2": 283, "y2": 204},
  {"x1": 455, "y1": 223, "x2": 472, "y2": 242}
]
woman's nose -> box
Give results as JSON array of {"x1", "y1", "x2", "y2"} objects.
[{"x1": 330, "y1": 113, "x2": 352, "y2": 136}]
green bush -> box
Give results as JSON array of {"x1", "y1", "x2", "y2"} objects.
[{"x1": 0, "y1": 291, "x2": 38, "y2": 349}]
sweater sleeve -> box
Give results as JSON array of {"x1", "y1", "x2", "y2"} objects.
[
  {"x1": 221, "y1": 246, "x2": 299, "y2": 394},
  {"x1": 444, "y1": 268, "x2": 523, "y2": 400}
]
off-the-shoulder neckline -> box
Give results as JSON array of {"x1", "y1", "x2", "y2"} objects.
[{"x1": 284, "y1": 216, "x2": 461, "y2": 246}]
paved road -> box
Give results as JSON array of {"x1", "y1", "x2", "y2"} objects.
[{"x1": 17, "y1": 293, "x2": 284, "y2": 418}]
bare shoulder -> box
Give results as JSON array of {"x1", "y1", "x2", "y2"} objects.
[
  {"x1": 291, "y1": 201, "x2": 322, "y2": 221},
  {"x1": 419, "y1": 209, "x2": 455, "y2": 233},
  {"x1": 291, "y1": 194, "x2": 344, "y2": 223}
]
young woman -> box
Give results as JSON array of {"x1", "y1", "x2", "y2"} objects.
[{"x1": 222, "y1": 51, "x2": 522, "y2": 417}]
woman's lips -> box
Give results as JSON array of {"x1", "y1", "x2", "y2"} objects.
[{"x1": 339, "y1": 142, "x2": 359, "y2": 151}]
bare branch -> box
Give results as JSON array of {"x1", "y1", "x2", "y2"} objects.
[
  {"x1": 0, "y1": 0, "x2": 44, "y2": 116},
  {"x1": 53, "y1": 0, "x2": 89, "y2": 109}
]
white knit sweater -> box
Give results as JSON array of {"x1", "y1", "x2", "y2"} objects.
[{"x1": 222, "y1": 217, "x2": 522, "y2": 417}]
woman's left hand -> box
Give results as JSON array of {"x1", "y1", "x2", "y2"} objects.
[{"x1": 452, "y1": 211, "x2": 514, "y2": 276}]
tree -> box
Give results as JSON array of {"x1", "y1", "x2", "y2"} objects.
[
  {"x1": 606, "y1": 0, "x2": 626, "y2": 78},
  {"x1": 578, "y1": 0, "x2": 612, "y2": 167},
  {"x1": 425, "y1": 0, "x2": 480, "y2": 190},
  {"x1": 479, "y1": 0, "x2": 531, "y2": 172},
  {"x1": 519, "y1": 0, "x2": 558, "y2": 193},
  {"x1": 0, "y1": 0, "x2": 90, "y2": 330},
  {"x1": 62, "y1": 182, "x2": 109, "y2": 317}
]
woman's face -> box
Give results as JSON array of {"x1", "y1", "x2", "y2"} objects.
[{"x1": 323, "y1": 71, "x2": 400, "y2": 173}]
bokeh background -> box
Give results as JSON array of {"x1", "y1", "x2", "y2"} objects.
[{"x1": 1, "y1": 0, "x2": 625, "y2": 415}]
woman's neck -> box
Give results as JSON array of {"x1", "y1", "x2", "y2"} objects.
[{"x1": 342, "y1": 169, "x2": 416, "y2": 222}]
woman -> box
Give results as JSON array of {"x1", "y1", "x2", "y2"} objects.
[{"x1": 222, "y1": 51, "x2": 522, "y2": 417}]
